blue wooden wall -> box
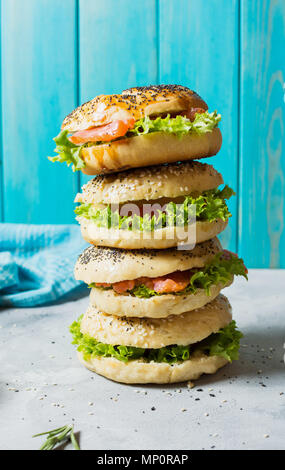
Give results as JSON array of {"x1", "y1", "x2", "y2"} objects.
[{"x1": 0, "y1": 0, "x2": 284, "y2": 268}]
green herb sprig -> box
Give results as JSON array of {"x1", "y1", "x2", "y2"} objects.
[{"x1": 33, "y1": 424, "x2": 80, "y2": 450}]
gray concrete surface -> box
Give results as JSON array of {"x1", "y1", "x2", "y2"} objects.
[{"x1": 1, "y1": 269, "x2": 284, "y2": 450}]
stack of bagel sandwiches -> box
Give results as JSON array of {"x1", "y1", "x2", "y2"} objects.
[{"x1": 50, "y1": 85, "x2": 247, "y2": 385}]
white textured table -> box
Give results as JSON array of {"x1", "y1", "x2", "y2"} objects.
[{"x1": 1, "y1": 269, "x2": 285, "y2": 450}]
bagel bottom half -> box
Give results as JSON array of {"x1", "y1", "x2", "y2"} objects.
[
  {"x1": 89, "y1": 278, "x2": 233, "y2": 318},
  {"x1": 80, "y1": 128, "x2": 222, "y2": 175},
  {"x1": 78, "y1": 350, "x2": 228, "y2": 384},
  {"x1": 79, "y1": 218, "x2": 228, "y2": 249}
]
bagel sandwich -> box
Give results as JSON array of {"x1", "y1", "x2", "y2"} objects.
[
  {"x1": 74, "y1": 238, "x2": 248, "y2": 318},
  {"x1": 74, "y1": 161, "x2": 234, "y2": 249},
  {"x1": 49, "y1": 85, "x2": 222, "y2": 175},
  {"x1": 69, "y1": 295, "x2": 243, "y2": 384}
]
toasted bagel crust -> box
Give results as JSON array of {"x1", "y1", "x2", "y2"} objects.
[
  {"x1": 76, "y1": 161, "x2": 223, "y2": 204},
  {"x1": 80, "y1": 129, "x2": 222, "y2": 175},
  {"x1": 81, "y1": 294, "x2": 232, "y2": 348},
  {"x1": 74, "y1": 237, "x2": 222, "y2": 284},
  {"x1": 62, "y1": 85, "x2": 208, "y2": 132},
  {"x1": 89, "y1": 279, "x2": 233, "y2": 318},
  {"x1": 78, "y1": 218, "x2": 228, "y2": 250},
  {"x1": 78, "y1": 351, "x2": 228, "y2": 384}
]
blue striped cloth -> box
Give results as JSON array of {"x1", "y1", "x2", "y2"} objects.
[{"x1": 0, "y1": 224, "x2": 88, "y2": 307}]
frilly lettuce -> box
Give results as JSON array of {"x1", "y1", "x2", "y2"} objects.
[
  {"x1": 185, "y1": 250, "x2": 248, "y2": 294},
  {"x1": 128, "y1": 111, "x2": 221, "y2": 138},
  {"x1": 129, "y1": 284, "x2": 157, "y2": 299},
  {"x1": 199, "y1": 320, "x2": 243, "y2": 362},
  {"x1": 70, "y1": 316, "x2": 144, "y2": 362},
  {"x1": 75, "y1": 186, "x2": 235, "y2": 230},
  {"x1": 48, "y1": 130, "x2": 86, "y2": 171},
  {"x1": 70, "y1": 317, "x2": 242, "y2": 364}
]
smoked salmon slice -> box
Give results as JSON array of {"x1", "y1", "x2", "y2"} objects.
[
  {"x1": 69, "y1": 119, "x2": 135, "y2": 144},
  {"x1": 94, "y1": 271, "x2": 191, "y2": 295}
]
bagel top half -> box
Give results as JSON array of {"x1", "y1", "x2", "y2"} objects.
[
  {"x1": 75, "y1": 160, "x2": 223, "y2": 205},
  {"x1": 62, "y1": 85, "x2": 208, "y2": 132},
  {"x1": 74, "y1": 237, "x2": 222, "y2": 285}
]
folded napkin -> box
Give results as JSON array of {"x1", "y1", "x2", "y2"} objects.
[{"x1": 0, "y1": 224, "x2": 88, "y2": 307}]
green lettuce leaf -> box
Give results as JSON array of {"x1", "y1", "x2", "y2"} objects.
[
  {"x1": 48, "y1": 130, "x2": 86, "y2": 171},
  {"x1": 70, "y1": 317, "x2": 144, "y2": 362},
  {"x1": 129, "y1": 284, "x2": 157, "y2": 299},
  {"x1": 69, "y1": 318, "x2": 242, "y2": 364},
  {"x1": 128, "y1": 111, "x2": 221, "y2": 138},
  {"x1": 185, "y1": 250, "x2": 248, "y2": 295},
  {"x1": 148, "y1": 344, "x2": 190, "y2": 363},
  {"x1": 75, "y1": 186, "x2": 235, "y2": 231},
  {"x1": 198, "y1": 320, "x2": 243, "y2": 362}
]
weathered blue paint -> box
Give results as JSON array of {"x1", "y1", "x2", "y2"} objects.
[
  {"x1": 159, "y1": 0, "x2": 239, "y2": 253},
  {"x1": 1, "y1": 0, "x2": 79, "y2": 223},
  {"x1": 239, "y1": 0, "x2": 285, "y2": 267},
  {"x1": 0, "y1": 0, "x2": 3, "y2": 222},
  {"x1": 0, "y1": 0, "x2": 284, "y2": 267},
  {"x1": 78, "y1": 0, "x2": 158, "y2": 186}
]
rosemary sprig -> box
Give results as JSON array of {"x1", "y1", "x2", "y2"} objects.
[{"x1": 33, "y1": 424, "x2": 80, "y2": 450}]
